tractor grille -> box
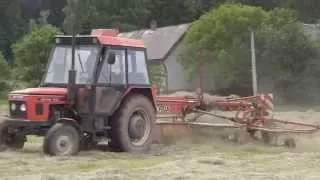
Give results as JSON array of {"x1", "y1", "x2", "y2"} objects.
[{"x1": 9, "y1": 101, "x2": 27, "y2": 119}]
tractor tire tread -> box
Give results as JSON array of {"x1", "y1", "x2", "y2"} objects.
[
  {"x1": 43, "y1": 123, "x2": 80, "y2": 156},
  {"x1": 110, "y1": 94, "x2": 155, "y2": 153},
  {"x1": 0, "y1": 121, "x2": 25, "y2": 151}
]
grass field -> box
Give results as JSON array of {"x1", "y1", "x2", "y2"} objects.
[{"x1": 1, "y1": 130, "x2": 320, "y2": 180}]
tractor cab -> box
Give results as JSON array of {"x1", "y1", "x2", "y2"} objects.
[
  {"x1": 4, "y1": 29, "x2": 157, "y2": 156},
  {"x1": 43, "y1": 35, "x2": 100, "y2": 86},
  {"x1": 44, "y1": 30, "x2": 150, "y2": 86},
  {"x1": 41, "y1": 30, "x2": 152, "y2": 115}
]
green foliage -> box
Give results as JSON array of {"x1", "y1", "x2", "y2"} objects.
[
  {"x1": 0, "y1": 52, "x2": 10, "y2": 96},
  {"x1": 228, "y1": 0, "x2": 320, "y2": 24},
  {"x1": 181, "y1": 3, "x2": 267, "y2": 87},
  {"x1": 0, "y1": 0, "x2": 27, "y2": 62},
  {"x1": 12, "y1": 25, "x2": 63, "y2": 87},
  {"x1": 290, "y1": 0, "x2": 320, "y2": 24},
  {"x1": 180, "y1": 4, "x2": 320, "y2": 103},
  {"x1": 62, "y1": 0, "x2": 204, "y2": 34},
  {"x1": 147, "y1": 0, "x2": 201, "y2": 26},
  {"x1": 63, "y1": 0, "x2": 153, "y2": 34},
  {"x1": 40, "y1": 0, "x2": 67, "y2": 28},
  {"x1": 255, "y1": 8, "x2": 319, "y2": 103},
  {"x1": 148, "y1": 64, "x2": 166, "y2": 92}
]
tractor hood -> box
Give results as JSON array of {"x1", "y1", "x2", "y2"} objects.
[{"x1": 9, "y1": 87, "x2": 67, "y2": 96}]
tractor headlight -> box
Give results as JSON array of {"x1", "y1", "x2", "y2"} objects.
[
  {"x1": 20, "y1": 104, "x2": 26, "y2": 112},
  {"x1": 11, "y1": 103, "x2": 16, "y2": 111}
]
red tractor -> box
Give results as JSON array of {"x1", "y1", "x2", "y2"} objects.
[
  {"x1": 2, "y1": 28, "x2": 304, "y2": 156},
  {"x1": 0, "y1": 29, "x2": 159, "y2": 156}
]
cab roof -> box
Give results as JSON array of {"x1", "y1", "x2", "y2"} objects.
[
  {"x1": 56, "y1": 29, "x2": 145, "y2": 48},
  {"x1": 97, "y1": 35, "x2": 145, "y2": 48}
]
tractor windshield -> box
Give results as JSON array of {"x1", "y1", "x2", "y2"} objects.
[{"x1": 44, "y1": 45, "x2": 99, "y2": 84}]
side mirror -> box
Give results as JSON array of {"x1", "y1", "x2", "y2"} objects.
[{"x1": 107, "y1": 52, "x2": 116, "y2": 65}]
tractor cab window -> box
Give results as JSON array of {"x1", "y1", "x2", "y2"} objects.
[
  {"x1": 98, "y1": 49, "x2": 126, "y2": 84},
  {"x1": 127, "y1": 50, "x2": 149, "y2": 85},
  {"x1": 44, "y1": 45, "x2": 99, "y2": 84}
]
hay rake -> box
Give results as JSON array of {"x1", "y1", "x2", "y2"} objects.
[{"x1": 154, "y1": 92, "x2": 320, "y2": 147}]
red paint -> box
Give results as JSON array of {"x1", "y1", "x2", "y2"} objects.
[
  {"x1": 10, "y1": 87, "x2": 67, "y2": 96},
  {"x1": 9, "y1": 88, "x2": 68, "y2": 121},
  {"x1": 156, "y1": 95, "x2": 200, "y2": 117},
  {"x1": 91, "y1": 28, "x2": 144, "y2": 48},
  {"x1": 97, "y1": 36, "x2": 145, "y2": 48},
  {"x1": 27, "y1": 96, "x2": 50, "y2": 121}
]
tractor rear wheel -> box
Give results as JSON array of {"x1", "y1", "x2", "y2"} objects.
[
  {"x1": 110, "y1": 94, "x2": 155, "y2": 153},
  {"x1": 0, "y1": 121, "x2": 25, "y2": 151},
  {"x1": 43, "y1": 123, "x2": 80, "y2": 156}
]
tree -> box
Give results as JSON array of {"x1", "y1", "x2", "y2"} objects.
[
  {"x1": 0, "y1": 52, "x2": 10, "y2": 95},
  {"x1": 179, "y1": 4, "x2": 319, "y2": 103},
  {"x1": 294, "y1": 0, "x2": 320, "y2": 24},
  {"x1": 180, "y1": 3, "x2": 267, "y2": 88},
  {"x1": 255, "y1": 8, "x2": 319, "y2": 102},
  {"x1": 12, "y1": 25, "x2": 62, "y2": 87},
  {"x1": 40, "y1": 0, "x2": 67, "y2": 28},
  {"x1": 147, "y1": 0, "x2": 201, "y2": 27},
  {"x1": 63, "y1": 0, "x2": 153, "y2": 34},
  {"x1": 228, "y1": 0, "x2": 283, "y2": 10},
  {"x1": 0, "y1": 0, "x2": 27, "y2": 62},
  {"x1": 223, "y1": 0, "x2": 320, "y2": 24}
]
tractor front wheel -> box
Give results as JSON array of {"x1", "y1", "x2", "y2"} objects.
[
  {"x1": 0, "y1": 121, "x2": 25, "y2": 151},
  {"x1": 43, "y1": 123, "x2": 80, "y2": 156},
  {"x1": 110, "y1": 94, "x2": 155, "y2": 153}
]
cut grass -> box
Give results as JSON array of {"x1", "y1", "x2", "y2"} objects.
[
  {"x1": 1, "y1": 133, "x2": 320, "y2": 180},
  {"x1": 0, "y1": 99, "x2": 7, "y2": 110},
  {"x1": 64, "y1": 156, "x2": 172, "y2": 172},
  {"x1": 275, "y1": 104, "x2": 320, "y2": 112},
  {"x1": 1, "y1": 110, "x2": 320, "y2": 179}
]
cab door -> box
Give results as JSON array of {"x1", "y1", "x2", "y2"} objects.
[{"x1": 94, "y1": 47, "x2": 127, "y2": 116}]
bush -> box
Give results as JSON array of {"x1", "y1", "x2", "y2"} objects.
[
  {"x1": 148, "y1": 64, "x2": 166, "y2": 93},
  {"x1": 12, "y1": 25, "x2": 63, "y2": 87},
  {"x1": 0, "y1": 52, "x2": 11, "y2": 97}
]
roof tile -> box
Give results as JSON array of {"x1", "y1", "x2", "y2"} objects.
[{"x1": 118, "y1": 23, "x2": 190, "y2": 60}]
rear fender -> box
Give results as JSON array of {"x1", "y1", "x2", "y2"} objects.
[{"x1": 110, "y1": 87, "x2": 156, "y2": 115}]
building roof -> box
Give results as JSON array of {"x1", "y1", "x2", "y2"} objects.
[{"x1": 118, "y1": 23, "x2": 190, "y2": 60}]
